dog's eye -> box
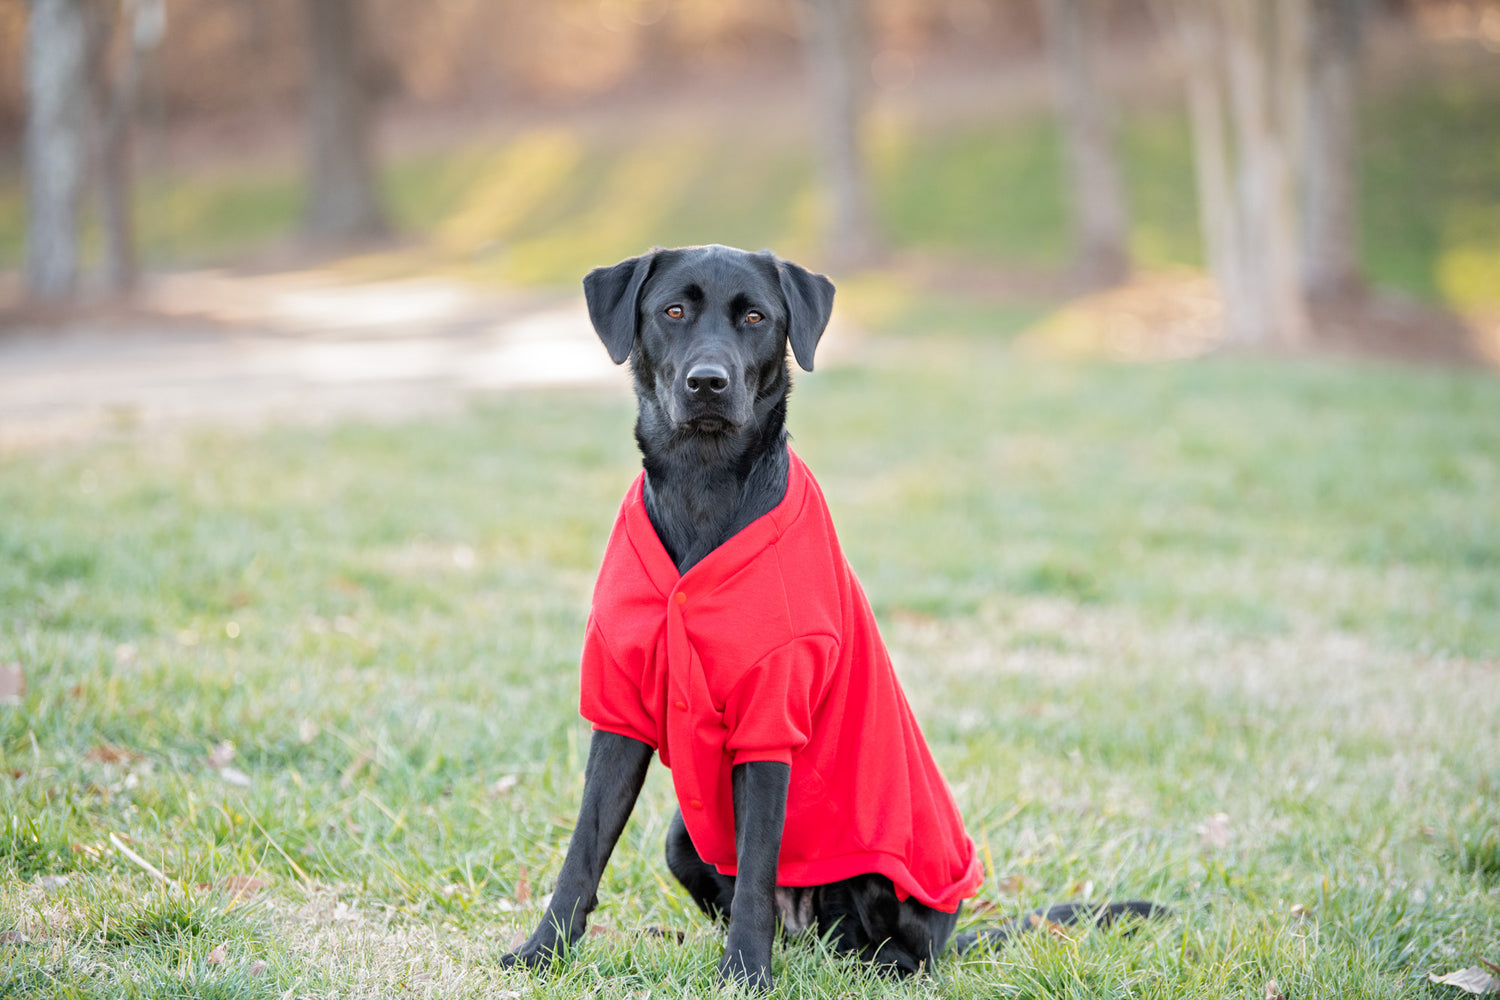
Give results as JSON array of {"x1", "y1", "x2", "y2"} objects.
[
  {"x1": 744, "y1": 310, "x2": 764, "y2": 325},
  {"x1": 665, "y1": 305, "x2": 684, "y2": 320}
]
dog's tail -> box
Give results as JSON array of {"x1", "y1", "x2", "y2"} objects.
[{"x1": 951, "y1": 900, "x2": 1170, "y2": 954}]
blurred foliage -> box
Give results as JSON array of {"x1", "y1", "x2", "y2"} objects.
[{"x1": 0, "y1": 0, "x2": 1052, "y2": 134}]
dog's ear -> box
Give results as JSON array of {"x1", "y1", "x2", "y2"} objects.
[
  {"x1": 776, "y1": 258, "x2": 836, "y2": 372},
  {"x1": 583, "y1": 251, "x2": 657, "y2": 365}
]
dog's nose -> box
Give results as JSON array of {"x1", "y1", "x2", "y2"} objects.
[{"x1": 685, "y1": 364, "x2": 730, "y2": 395}]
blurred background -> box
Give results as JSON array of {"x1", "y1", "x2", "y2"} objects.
[{"x1": 1, "y1": 0, "x2": 1498, "y2": 389}]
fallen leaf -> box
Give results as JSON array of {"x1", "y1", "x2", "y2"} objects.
[
  {"x1": 218, "y1": 875, "x2": 268, "y2": 897},
  {"x1": 995, "y1": 874, "x2": 1034, "y2": 896},
  {"x1": 218, "y1": 767, "x2": 252, "y2": 788},
  {"x1": 1265, "y1": 979, "x2": 1287, "y2": 1000},
  {"x1": 967, "y1": 898, "x2": 1001, "y2": 916},
  {"x1": 249, "y1": 959, "x2": 267, "y2": 977},
  {"x1": 207, "y1": 740, "x2": 236, "y2": 769},
  {"x1": 490, "y1": 774, "x2": 520, "y2": 798},
  {"x1": 0, "y1": 929, "x2": 28, "y2": 945},
  {"x1": 1486, "y1": 960, "x2": 1500, "y2": 976},
  {"x1": 0, "y1": 664, "x2": 23, "y2": 704},
  {"x1": 1431, "y1": 965, "x2": 1500, "y2": 995},
  {"x1": 1026, "y1": 913, "x2": 1073, "y2": 938},
  {"x1": 205, "y1": 942, "x2": 227, "y2": 965},
  {"x1": 1199, "y1": 812, "x2": 1232, "y2": 851},
  {"x1": 37, "y1": 874, "x2": 69, "y2": 889},
  {"x1": 85, "y1": 743, "x2": 139, "y2": 766},
  {"x1": 1289, "y1": 903, "x2": 1309, "y2": 919},
  {"x1": 515, "y1": 865, "x2": 531, "y2": 904}
]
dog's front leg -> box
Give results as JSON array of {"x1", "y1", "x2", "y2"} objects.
[
  {"x1": 500, "y1": 730, "x2": 653, "y2": 970},
  {"x1": 718, "y1": 759, "x2": 790, "y2": 990}
]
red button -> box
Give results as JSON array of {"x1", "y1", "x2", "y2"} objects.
[
  {"x1": 674, "y1": 700, "x2": 688, "y2": 712},
  {"x1": 675, "y1": 592, "x2": 687, "y2": 606}
]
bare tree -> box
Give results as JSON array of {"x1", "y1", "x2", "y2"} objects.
[
  {"x1": 1301, "y1": 0, "x2": 1365, "y2": 303},
  {"x1": 797, "y1": 0, "x2": 878, "y2": 268},
  {"x1": 301, "y1": 0, "x2": 386, "y2": 244},
  {"x1": 25, "y1": 0, "x2": 91, "y2": 303},
  {"x1": 1155, "y1": 0, "x2": 1310, "y2": 348},
  {"x1": 1040, "y1": 0, "x2": 1131, "y2": 288},
  {"x1": 91, "y1": 0, "x2": 162, "y2": 296}
]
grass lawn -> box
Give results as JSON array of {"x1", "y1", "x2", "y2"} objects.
[{"x1": 3, "y1": 321, "x2": 1498, "y2": 996}]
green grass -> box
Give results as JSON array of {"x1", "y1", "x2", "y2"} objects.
[
  {"x1": 3, "y1": 68, "x2": 1499, "y2": 309},
  {"x1": 3, "y1": 330, "x2": 1498, "y2": 996}
]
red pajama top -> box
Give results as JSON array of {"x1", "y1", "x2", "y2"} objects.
[{"x1": 579, "y1": 452, "x2": 983, "y2": 913}]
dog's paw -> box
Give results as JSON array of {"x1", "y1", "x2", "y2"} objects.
[
  {"x1": 717, "y1": 949, "x2": 773, "y2": 991},
  {"x1": 499, "y1": 936, "x2": 563, "y2": 972}
]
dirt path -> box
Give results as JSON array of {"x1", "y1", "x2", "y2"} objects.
[
  {"x1": 0, "y1": 272, "x2": 634, "y2": 450},
  {"x1": 0, "y1": 269, "x2": 870, "y2": 451}
]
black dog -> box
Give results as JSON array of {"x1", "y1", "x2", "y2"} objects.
[{"x1": 500, "y1": 245, "x2": 1163, "y2": 988}]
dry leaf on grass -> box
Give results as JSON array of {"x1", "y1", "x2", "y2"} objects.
[
  {"x1": 207, "y1": 740, "x2": 236, "y2": 769},
  {"x1": 1199, "y1": 812, "x2": 1232, "y2": 850},
  {"x1": 1025, "y1": 913, "x2": 1074, "y2": 939},
  {"x1": 490, "y1": 774, "x2": 520, "y2": 798},
  {"x1": 995, "y1": 874, "x2": 1034, "y2": 896},
  {"x1": 1431, "y1": 963, "x2": 1500, "y2": 995},
  {"x1": 1265, "y1": 979, "x2": 1287, "y2": 1000},
  {"x1": 85, "y1": 743, "x2": 139, "y2": 765},
  {"x1": 514, "y1": 866, "x2": 531, "y2": 904},
  {"x1": 217, "y1": 875, "x2": 268, "y2": 898},
  {"x1": 0, "y1": 929, "x2": 29, "y2": 945},
  {"x1": 249, "y1": 959, "x2": 267, "y2": 977},
  {"x1": 205, "y1": 942, "x2": 228, "y2": 965},
  {"x1": 71, "y1": 842, "x2": 103, "y2": 861},
  {"x1": 0, "y1": 663, "x2": 23, "y2": 704},
  {"x1": 967, "y1": 898, "x2": 1000, "y2": 917}
]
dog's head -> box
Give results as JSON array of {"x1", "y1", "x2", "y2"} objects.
[{"x1": 583, "y1": 245, "x2": 835, "y2": 435}]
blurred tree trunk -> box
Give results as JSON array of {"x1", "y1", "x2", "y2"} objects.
[
  {"x1": 1040, "y1": 0, "x2": 1130, "y2": 289},
  {"x1": 91, "y1": 0, "x2": 159, "y2": 297},
  {"x1": 1301, "y1": 0, "x2": 1365, "y2": 303},
  {"x1": 797, "y1": 0, "x2": 879, "y2": 268},
  {"x1": 301, "y1": 0, "x2": 386, "y2": 244},
  {"x1": 25, "y1": 0, "x2": 91, "y2": 303},
  {"x1": 1157, "y1": 0, "x2": 1310, "y2": 348}
]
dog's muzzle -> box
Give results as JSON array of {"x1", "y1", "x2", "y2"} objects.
[{"x1": 672, "y1": 362, "x2": 747, "y2": 432}]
